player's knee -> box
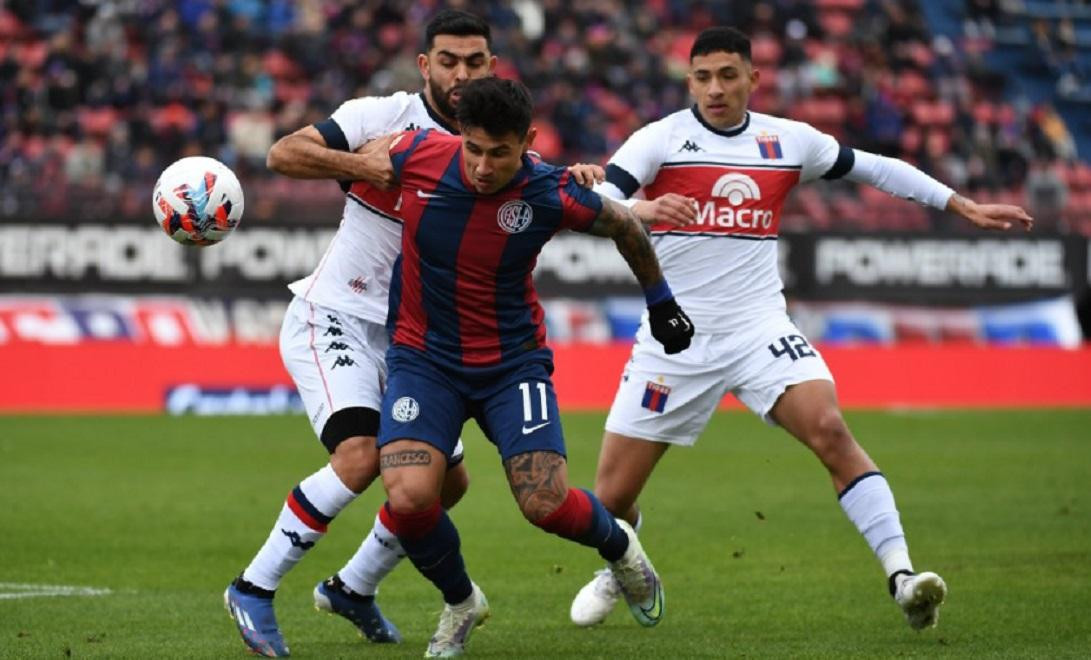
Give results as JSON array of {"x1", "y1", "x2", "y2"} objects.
[
  {"x1": 329, "y1": 436, "x2": 380, "y2": 493},
  {"x1": 385, "y1": 485, "x2": 439, "y2": 514},
  {"x1": 807, "y1": 408, "x2": 855, "y2": 458},
  {"x1": 440, "y1": 463, "x2": 470, "y2": 510},
  {"x1": 382, "y1": 470, "x2": 441, "y2": 513}
]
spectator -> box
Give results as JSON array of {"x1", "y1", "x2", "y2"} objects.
[{"x1": 0, "y1": 0, "x2": 1085, "y2": 234}]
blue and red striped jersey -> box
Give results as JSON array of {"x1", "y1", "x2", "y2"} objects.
[{"x1": 386, "y1": 129, "x2": 603, "y2": 369}]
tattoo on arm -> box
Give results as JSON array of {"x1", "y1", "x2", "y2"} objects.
[
  {"x1": 380, "y1": 450, "x2": 433, "y2": 470},
  {"x1": 503, "y1": 451, "x2": 569, "y2": 523},
  {"x1": 586, "y1": 196, "x2": 665, "y2": 289}
]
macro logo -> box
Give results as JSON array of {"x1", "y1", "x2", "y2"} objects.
[
  {"x1": 696, "y1": 172, "x2": 774, "y2": 230},
  {"x1": 711, "y1": 173, "x2": 761, "y2": 206},
  {"x1": 497, "y1": 200, "x2": 534, "y2": 233}
]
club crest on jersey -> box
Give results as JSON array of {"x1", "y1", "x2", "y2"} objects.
[
  {"x1": 756, "y1": 134, "x2": 783, "y2": 159},
  {"x1": 392, "y1": 396, "x2": 420, "y2": 422},
  {"x1": 641, "y1": 381, "x2": 671, "y2": 413},
  {"x1": 497, "y1": 200, "x2": 534, "y2": 233}
]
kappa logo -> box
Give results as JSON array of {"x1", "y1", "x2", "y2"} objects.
[
  {"x1": 281, "y1": 529, "x2": 315, "y2": 550},
  {"x1": 497, "y1": 200, "x2": 533, "y2": 233},
  {"x1": 679, "y1": 140, "x2": 703, "y2": 153},
  {"x1": 711, "y1": 172, "x2": 762, "y2": 206},
  {"x1": 392, "y1": 396, "x2": 420, "y2": 422},
  {"x1": 331, "y1": 355, "x2": 355, "y2": 369}
]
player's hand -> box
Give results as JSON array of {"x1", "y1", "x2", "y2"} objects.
[
  {"x1": 567, "y1": 163, "x2": 605, "y2": 188},
  {"x1": 354, "y1": 134, "x2": 399, "y2": 190},
  {"x1": 648, "y1": 297, "x2": 694, "y2": 354},
  {"x1": 948, "y1": 194, "x2": 1034, "y2": 232},
  {"x1": 633, "y1": 193, "x2": 699, "y2": 227}
]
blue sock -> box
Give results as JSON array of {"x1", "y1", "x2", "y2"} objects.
[
  {"x1": 582, "y1": 490, "x2": 630, "y2": 561},
  {"x1": 397, "y1": 510, "x2": 473, "y2": 605},
  {"x1": 537, "y1": 488, "x2": 631, "y2": 562}
]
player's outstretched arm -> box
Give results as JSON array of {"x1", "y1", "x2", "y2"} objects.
[
  {"x1": 946, "y1": 193, "x2": 1035, "y2": 232},
  {"x1": 842, "y1": 149, "x2": 1034, "y2": 232},
  {"x1": 587, "y1": 197, "x2": 694, "y2": 354},
  {"x1": 267, "y1": 126, "x2": 396, "y2": 190}
]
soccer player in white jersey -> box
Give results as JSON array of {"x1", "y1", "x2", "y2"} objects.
[
  {"x1": 569, "y1": 26, "x2": 1034, "y2": 633},
  {"x1": 223, "y1": 11, "x2": 494, "y2": 657}
]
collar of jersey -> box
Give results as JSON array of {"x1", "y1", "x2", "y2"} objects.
[
  {"x1": 691, "y1": 105, "x2": 750, "y2": 137},
  {"x1": 418, "y1": 92, "x2": 459, "y2": 134}
]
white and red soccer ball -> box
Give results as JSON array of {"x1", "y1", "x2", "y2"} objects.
[{"x1": 152, "y1": 156, "x2": 244, "y2": 246}]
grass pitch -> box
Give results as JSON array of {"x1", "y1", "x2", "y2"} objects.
[{"x1": 1, "y1": 410, "x2": 1089, "y2": 658}]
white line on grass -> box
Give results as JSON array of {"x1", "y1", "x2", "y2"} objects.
[{"x1": 0, "y1": 583, "x2": 112, "y2": 600}]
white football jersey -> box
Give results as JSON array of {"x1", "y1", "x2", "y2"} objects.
[
  {"x1": 596, "y1": 108, "x2": 845, "y2": 331},
  {"x1": 288, "y1": 91, "x2": 458, "y2": 324}
]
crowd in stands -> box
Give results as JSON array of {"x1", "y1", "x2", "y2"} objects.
[{"x1": 1, "y1": 0, "x2": 1089, "y2": 233}]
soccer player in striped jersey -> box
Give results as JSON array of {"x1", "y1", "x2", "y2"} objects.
[
  {"x1": 368, "y1": 77, "x2": 694, "y2": 657},
  {"x1": 223, "y1": 11, "x2": 491, "y2": 657},
  {"x1": 568, "y1": 26, "x2": 1034, "y2": 632}
]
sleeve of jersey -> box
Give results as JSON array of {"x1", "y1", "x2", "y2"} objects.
[
  {"x1": 843, "y1": 149, "x2": 955, "y2": 209},
  {"x1": 796, "y1": 122, "x2": 844, "y2": 183},
  {"x1": 600, "y1": 123, "x2": 667, "y2": 199},
  {"x1": 313, "y1": 95, "x2": 398, "y2": 152},
  {"x1": 388, "y1": 129, "x2": 430, "y2": 181},
  {"x1": 558, "y1": 171, "x2": 604, "y2": 232}
]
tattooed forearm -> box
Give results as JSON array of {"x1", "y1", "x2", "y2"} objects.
[
  {"x1": 586, "y1": 196, "x2": 666, "y2": 289},
  {"x1": 380, "y1": 450, "x2": 432, "y2": 470},
  {"x1": 503, "y1": 451, "x2": 569, "y2": 523}
]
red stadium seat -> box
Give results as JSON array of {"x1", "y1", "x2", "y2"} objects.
[
  {"x1": 751, "y1": 35, "x2": 782, "y2": 66},
  {"x1": 818, "y1": 10, "x2": 855, "y2": 39},
  {"x1": 816, "y1": 0, "x2": 866, "y2": 9}
]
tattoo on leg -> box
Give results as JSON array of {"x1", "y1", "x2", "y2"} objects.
[
  {"x1": 504, "y1": 451, "x2": 568, "y2": 523},
  {"x1": 380, "y1": 450, "x2": 432, "y2": 470}
]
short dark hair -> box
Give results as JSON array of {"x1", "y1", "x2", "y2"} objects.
[
  {"x1": 690, "y1": 26, "x2": 751, "y2": 62},
  {"x1": 425, "y1": 9, "x2": 491, "y2": 50},
  {"x1": 456, "y1": 77, "x2": 533, "y2": 140}
]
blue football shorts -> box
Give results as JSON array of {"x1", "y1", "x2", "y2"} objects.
[{"x1": 378, "y1": 346, "x2": 566, "y2": 461}]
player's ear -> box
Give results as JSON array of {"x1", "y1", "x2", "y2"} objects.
[
  {"x1": 685, "y1": 71, "x2": 696, "y2": 98},
  {"x1": 749, "y1": 65, "x2": 760, "y2": 92},
  {"x1": 417, "y1": 53, "x2": 430, "y2": 79},
  {"x1": 487, "y1": 54, "x2": 498, "y2": 74},
  {"x1": 523, "y1": 126, "x2": 537, "y2": 152}
]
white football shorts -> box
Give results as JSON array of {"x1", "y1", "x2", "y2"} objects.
[
  {"x1": 280, "y1": 297, "x2": 465, "y2": 461},
  {"x1": 280, "y1": 296, "x2": 389, "y2": 437},
  {"x1": 604, "y1": 312, "x2": 834, "y2": 446}
]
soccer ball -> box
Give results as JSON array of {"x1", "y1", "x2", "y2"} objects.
[{"x1": 152, "y1": 156, "x2": 244, "y2": 246}]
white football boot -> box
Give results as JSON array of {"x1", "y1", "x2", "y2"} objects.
[
  {"x1": 606, "y1": 519, "x2": 664, "y2": 627},
  {"x1": 893, "y1": 571, "x2": 947, "y2": 630},
  {"x1": 570, "y1": 567, "x2": 622, "y2": 626},
  {"x1": 425, "y1": 582, "x2": 490, "y2": 658}
]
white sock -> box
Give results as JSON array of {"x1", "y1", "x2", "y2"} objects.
[
  {"x1": 242, "y1": 464, "x2": 357, "y2": 591},
  {"x1": 337, "y1": 514, "x2": 406, "y2": 596},
  {"x1": 838, "y1": 472, "x2": 914, "y2": 577},
  {"x1": 633, "y1": 510, "x2": 643, "y2": 532}
]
